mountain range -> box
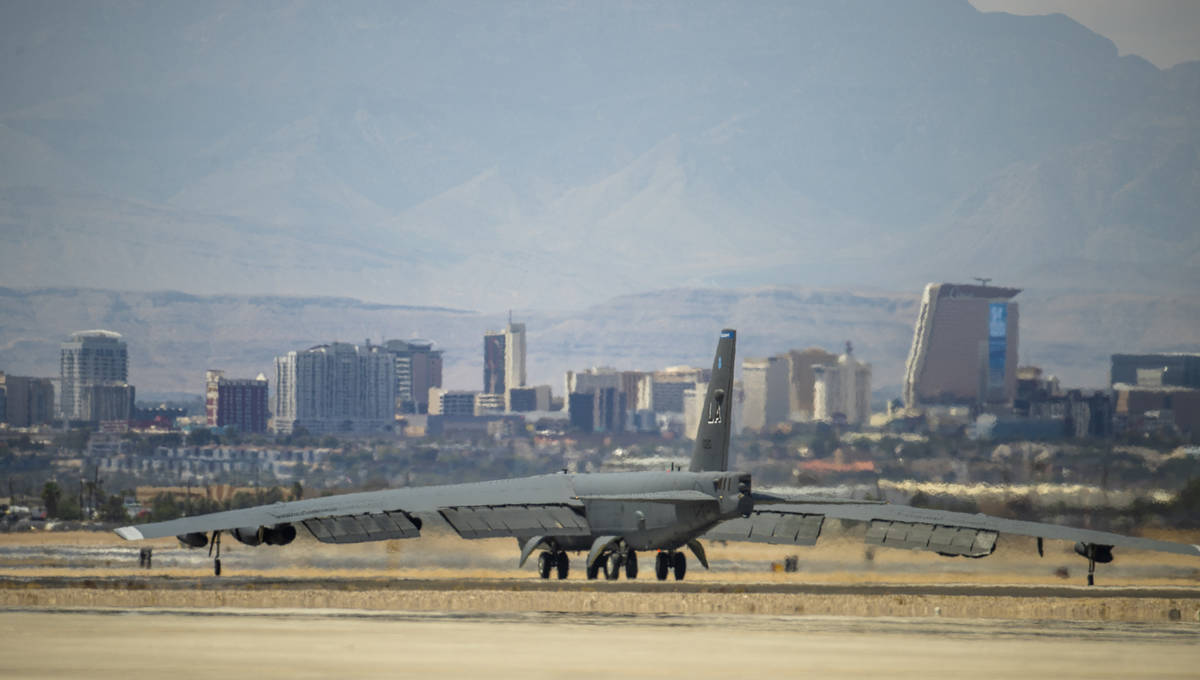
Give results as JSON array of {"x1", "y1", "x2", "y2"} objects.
[{"x1": 0, "y1": 1, "x2": 1196, "y2": 311}]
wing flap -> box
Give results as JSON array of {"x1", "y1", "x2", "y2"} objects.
[
  {"x1": 302, "y1": 510, "x2": 421, "y2": 544},
  {"x1": 440, "y1": 503, "x2": 590, "y2": 540},
  {"x1": 707, "y1": 511, "x2": 824, "y2": 545},
  {"x1": 778, "y1": 502, "x2": 1200, "y2": 557}
]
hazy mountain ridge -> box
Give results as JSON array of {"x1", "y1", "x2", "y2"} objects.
[
  {"x1": 0, "y1": 1, "x2": 1196, "y2": 309},
  {"x1": 2, "y1": 286, "x2": 1197, "y2": 401}
]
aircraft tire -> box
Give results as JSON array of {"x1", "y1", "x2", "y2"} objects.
[
  {"x1": 538, "y1": 551, "x2": 552, "y2": 579},
  {"x1": 672, "y1": 552, "x2": 686, "y2": 581},
  {"x1": 655, "y1": 552, "x2": 669, "y2": 581},
  {"x1": 555, "y1": 553, "x2": 569, "y2": 580},
  {"x1": 605, "y1": 553, "x2": 621, "y2": 580},
  {"x1": 625, "y1": 551, "x2": 638, "y2": 579},
  {"x1": 586, "y1": 560, "x2": 600, "y2": 580},
  {"x1": 214, "y1": 558, "x2": 221, "y2": 577}
]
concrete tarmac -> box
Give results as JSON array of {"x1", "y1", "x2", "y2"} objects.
[{"x1": 2, "y1": 608, "x2": 1197, "y2": 679}]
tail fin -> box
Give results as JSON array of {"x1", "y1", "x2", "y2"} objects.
[{"x1": 689, "y1": 329, "x2": 737, "y2": 472}]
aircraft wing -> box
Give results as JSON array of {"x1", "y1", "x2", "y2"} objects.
[
  {"x1": 115, "y1": 474, "x2": 589, "y2": 543},
  {"x1": 715, "y1": 499, "x2": 1200, "y2": 558}
]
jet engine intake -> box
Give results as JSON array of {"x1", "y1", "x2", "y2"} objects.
[
  {"x1": 231, "y1": 524, "x2": 297, "y2": 547},
  {"x1": 1074, "y1": 542, "x2": 1114, "y2": 563},
  {"x1": 177, "y1": 532, "x2": 208, "y2": 548}
]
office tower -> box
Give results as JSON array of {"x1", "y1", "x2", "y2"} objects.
[
  {"x1": 0, "y1": 374, "x2": 55, "y2": 427},
  {"x1": 813, "y1": 343, "x2": 872, "y2": 426},
  {"x1": 273, "y1": 342, "x2": 395, "y2": 434},
  {"x1": 786, "y1": 348, "x2": 839, "y2": 421},
  {"x1": 79, "y1": 383, "x2": 135, "y2": 422},
  {"x1": 59, "y1": 330, "x2": 128, "y2": 420},
  {"x1": 648, "y1": 366, "x2": 710, "y2": 414},
  {"x1": 483, "y1": 331, "x2": 506, "y2": 394},
  {"x1": 1110, "y1": 353, "x2": 1200, "y2": 389},
  {"x1": 568, "y1": 387, "x2": 626, "y2": 433},
  {"x1": 205, "y1": 370, "x2": 269, "y2": 433},
  {"x1": 504, "y1": 320, "x2": 526, "y2": 394},
  {"x1": 383, "y1": 339, "x2": 444, "y2": 414},
  {"x1": 741, "y1": 356, "x2": 789, "y2": 432},
  {"x1": 903, "y1": 282, "x2": 1020, "y2": 408},
  {"x1": 508, "y1": 385, "x2": 552, "y2": 412}
]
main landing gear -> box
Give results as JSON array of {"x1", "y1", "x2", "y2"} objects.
[
  {"x1": 537, "y1": 550, "x2": 570, "y2": 580},
  {"x1": 654, "y1": 551, "x2": 686, "y2": 581},
  {"x1": 585, "y1": 549, "x2": 640, "y2": 580}
]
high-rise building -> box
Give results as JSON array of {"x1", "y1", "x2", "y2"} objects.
[
  {"x1": 205, "y1": 370, "x2": 269, "y2": 433},
  {"x1": 741, "y1": 356, "x2": 789, "y2": 432},
  {"x1": 504, "y1": 321, "x2": 527, "y2": 409},
  {"x1": 647, "y1": 366, "x2": 710, "y2": 414},
  {"x1": 483, "y1": 331, "x2": 506, "y2": 394},
  {"x1": 59, "y1": 330, "x2": 128, "y2": 420},
  {"x1": 383, "y1": 339, "x2": 443, "y2": 414},
  {"x1": 1110, "y1": 353, "x2": 1200, "y2": 389},
  {"x1": 0, "y1": 373, "x2": 54, "y2": 427},
  {"x1": 568, "y1": 388, "x2": 626, "y2": 433},
  {"x1": 903, "y1": 283, "x2": 1020, "y2": 408},
  {"x1": 813, "y1": 343, "x2": 872, "y2": 426},
  {"x1": 78, "y1": 382, "x2": 135, "y2": 423},
  {"x1": 273, "y1": 342, "x2": 395, "y2": 434},
  {"x1": 785, "y1": 348, "x2": 839, "y2": 421}
]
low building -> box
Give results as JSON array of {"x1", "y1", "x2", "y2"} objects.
[{"x1": 205, "y1": 370, "x2": 269, "y2": 433}]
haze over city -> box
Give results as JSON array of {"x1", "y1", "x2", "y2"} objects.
[{"x1": 1, "y1": 0, "x2": 1197, "y2": 396}]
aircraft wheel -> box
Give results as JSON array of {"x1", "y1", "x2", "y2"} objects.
[
  {"x1": 555, "y1": 553, "x2": 569, "y2": 580},
  {"x1": 605, "y1": 553, "x2": 621, "y2": 580},
  {"x1": 214, "y1": 558, "x2": 222, "y2": 577},
  {"x1": 586, "y1": 559, "x2": 600, "y2": 580},
  {"x1": 655, "y1": 552, "x2": 669, "y2": 581},
  {"x1": 672, "y1": 552, "x2": 686, "y2": 581},
  {"x1": 538, "y1": 551, "x2": 552, "y2": 579},
  {"x1": 625, "y1": 551, "x2": 638, "y2": 579}
]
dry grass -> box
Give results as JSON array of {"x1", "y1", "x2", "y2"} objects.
[{"x1": 3, "y1": 526, "x2": 1199, "y2": 587}]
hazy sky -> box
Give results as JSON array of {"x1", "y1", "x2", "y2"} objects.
[{"x1": 971, "y1": 0, "x2": 1200, "y2": 68}]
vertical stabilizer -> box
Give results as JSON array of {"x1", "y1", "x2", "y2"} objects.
[{"x1": 689, "y1": 329, "x2": 737, "y2": 472}]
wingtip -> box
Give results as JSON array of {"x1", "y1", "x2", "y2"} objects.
[{"x1": 114, "y1": 526, "x2": 144, "y2": 541}]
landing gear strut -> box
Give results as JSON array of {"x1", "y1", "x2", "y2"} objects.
[{"x1": 208, "y1": 530, "x2": 222, "y2": 576}]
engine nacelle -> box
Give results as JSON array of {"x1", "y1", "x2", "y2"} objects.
[
  {"x1": 1074, "y1": 542, "x2": 1114, "y2": 563},
  {"x1": 232, "y1": 527, "x2": 262, "y2": 546},
  {"x1": 177, "y1": 532, "x2": 208, "y2": 548},
  {"x1": 262, "y1": 523, "x2": 297, "y2": 546},
  {"x1": 232, "y1": 524, "x2": 297, "y2": 547}
]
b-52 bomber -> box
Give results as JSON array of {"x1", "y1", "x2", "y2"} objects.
[{"x1": 117, "y1": 330, "x2": 1200, "y2": 585}]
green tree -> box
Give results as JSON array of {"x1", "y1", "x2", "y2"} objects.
[
  {"x1": 41, "y1": 481, "x2": 62, "y2": 518},
  {"x1": 99, "y1": 494, "x2": 128, "y2": 522},
  {"x1": 148, "y1": 493, "x2": 183, "y2": 522},
  {"x1": 290, "y1": 480, "x2": 303, "y2": 501}
]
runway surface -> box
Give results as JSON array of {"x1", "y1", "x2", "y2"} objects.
[
  {"x1": 3, "y1": 574, "x2": 1199, "y2": 599},
  {"x1": 1, "y1": 608, "x2": 1197, "y2": 679}
]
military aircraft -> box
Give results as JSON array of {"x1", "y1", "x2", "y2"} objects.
[{"x1": 116, "y1": 329, "x2": 1200, "y2": 585}]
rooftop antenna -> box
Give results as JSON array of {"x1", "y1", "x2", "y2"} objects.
[{"x1": 973, "y1": 277, "x2": 992, "y2": 286}]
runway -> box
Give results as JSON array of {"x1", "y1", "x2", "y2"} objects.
[{"x1": 1, "y1": 608, "x2": 1197, "y2": 679}]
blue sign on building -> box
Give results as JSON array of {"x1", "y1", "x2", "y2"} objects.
[{"x1": 988, "y1": 302, "x2": 1007, "y2": 389}]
